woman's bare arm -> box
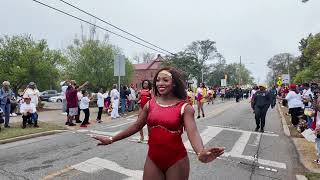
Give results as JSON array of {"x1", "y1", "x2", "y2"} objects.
[
  {"x1": 112, "y1": 104, "x2": 148, "y2": 142},
  {"x1": 183, "y1": 105, "x2": 204, "y2": 154},
  {"x1": 183, "y1": 105, "x2": 224, "y2": 163},
  {"x1": 93, "y1": 102, "x2": 148, "y2": 145}
]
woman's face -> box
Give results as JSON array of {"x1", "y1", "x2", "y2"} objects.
[
  {"x1": 143, "y1": 81, "x2": 149, "y2": 89},
  {"x1": 156, "y1": 72, "x2": 173, "y2": 96},
  {"x1": 200, "y1": 83, "x2": 204, "y2": 88}
]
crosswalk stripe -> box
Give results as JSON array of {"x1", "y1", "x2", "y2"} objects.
[
  {"x1": 207, "y1": 125, "x2": 278, "y2": 137},
  {"x1": 105, "y1": 120, "x2": 135, "y2": 129},
  {"x1": 229, "y1": 132, "x2": 251, "y2": 156},
  {"x1": 184, "y1": 126, "x2": 222, "y2": 150},
  {"x1": 72, "y1": 157, "x2": 143, "y2": 179},
  {"x1": 89, "y1": 130, "x2": 121, "y2": 136}
]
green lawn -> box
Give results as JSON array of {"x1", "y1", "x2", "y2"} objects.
[
  {"x1": 0, "y1": 122, "x2": 66, "y2": 140},
  {"x1": 305, "y1": 173, "x2": 320, "y2": 180}
]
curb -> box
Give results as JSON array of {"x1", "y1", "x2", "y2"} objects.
[
  {"x1": 277, "y1": 103, "x2": 310, "y2": 179},
  {"x1": 0, "y1": 130, "x2": 68, "y2": 145},
  {"x1": 277, "y1": 103, "x2": 291, "y2": 136},
  {"x1": 296, "y1": 175, "x2": 308, "y2": 180}
]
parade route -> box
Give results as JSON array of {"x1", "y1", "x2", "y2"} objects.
[{"x1": 0, "y1": 100, "x2": 304, "y2": 180}]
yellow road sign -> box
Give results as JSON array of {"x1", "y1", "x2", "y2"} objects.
[{"x1": 277, "y1": 80, "x2": 282, "y2": 86}]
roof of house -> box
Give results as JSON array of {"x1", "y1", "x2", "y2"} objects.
[{"x1": 133, "y1": 54, "x2": 164, "y2": 70}]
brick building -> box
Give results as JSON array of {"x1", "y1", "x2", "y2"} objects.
[{"x1": 132, "y1": 54, "x2": 164, "y2": 89}]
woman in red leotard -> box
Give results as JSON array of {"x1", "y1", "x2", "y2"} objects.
[
  {"x1": 93, "y1": 67, "x2": 225, "y2": 180},
  {"x1": 137, "y1": 80, "x2": 152, "y2": 142}
]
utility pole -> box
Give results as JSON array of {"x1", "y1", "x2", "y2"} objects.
[
  {"x1": 287, "y1": 54, "x2": 290, "y2": 85},
  {"x1": 239, "y1": 56, "x2": 242, "y2": 86},
  {"x1": 201, "y1": 68, "x2": 204, "y2": 83}
]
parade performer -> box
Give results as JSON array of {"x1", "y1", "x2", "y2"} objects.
[
  {"x1": 187, "y1": 87, "x2": 194, "y2": 106},
  {"x1": 93, "y1": 67, "x2": 224, "y2": 180},
  {"x1": 137, "y1": 80, "x2": 152, "y2": 142},
  {"x1": 196, "y1": 83, "x2": 206, "y2": 118},
  {"x1": 207, "y1": 87, "x2": 214, "y2": 104}
]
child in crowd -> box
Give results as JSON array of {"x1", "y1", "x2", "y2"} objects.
[
  {"x1": 104, "y1": 91, "x2": 112, "y2": 116},
  {"x1": 79, "y1": 90, "x2": 92, "y2": 128},
  {"x1": 20, "y1": 96, "x2": 38, "y2": 128}
]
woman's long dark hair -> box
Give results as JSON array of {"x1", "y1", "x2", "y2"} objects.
[{"x1": 153, "y1": 67, "x2": 187, "y2": 99}]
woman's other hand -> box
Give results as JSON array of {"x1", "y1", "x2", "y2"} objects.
[
  {"x1": 198, "y1": 147, "x2": 225, "y2": 163},
  {"x1": 92, "y1": 135, "x2": 113, "y2": 146}
]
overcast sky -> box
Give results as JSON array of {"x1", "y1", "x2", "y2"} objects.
[{"x1": 1, "y1": 0, "x2": 320, "y2": 83}]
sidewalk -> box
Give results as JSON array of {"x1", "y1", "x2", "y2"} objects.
[
  {"x1": 9, "y1": 107, "x2": 138, "y2": 130},
  {"x1": 277, "y1": 103, "x2": 320, "y2": 174},
  {"x1": 8, "y1": 99, "x2": 228, "y2": 128}
]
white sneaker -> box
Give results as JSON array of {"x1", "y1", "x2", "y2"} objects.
[
  {"x1": 11, "y1": 113, "x2": 17, "y2": 117},
  {"x1": 61, "y1": 112, "x2": 68, "y2": 115},
  {"x1": 9, "y1": 114, "x2": 13, "y2": 117}
]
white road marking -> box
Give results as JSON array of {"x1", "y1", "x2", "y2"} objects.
[
  {"x1": 184, "y1": 126, "x2": 223, "y2": 150},
  {"x1": 105, "y1": 120, "x2": 135, "y2": 129},
  {"x1": 89, "y1": 130, "x2": 121, "y2": 136},
  {"x1": 208, "y1": 125, "x2": 278, "y2": 137},
  {"x1": 248, "y1": 133, "x2": 261, "y2": 147},
  {"x1": 72, "y1": 160, "x2": 105, "y2": 173},
  {"x1": 271, "y1": 169, "x2": 277, "y2": 172},
  {"x1": 72, "y1": 157, "x2": 142, "y2": 179},
  {"x1": 77, "y1": 129, "x2": 89, "y2": 133},
  {"x1": 126, "y1": 115, "x2": 136, "y2": 119},
  {"x1": 224, "y1": 153, "x2": 287, "y2": 169},
  {"x1": 229, "y1": 132, "x2": 251, "y2": 156}
]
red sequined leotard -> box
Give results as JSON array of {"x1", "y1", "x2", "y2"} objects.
[{"x1": 147, "y1": 98, "x2": 188, "y2": 173}]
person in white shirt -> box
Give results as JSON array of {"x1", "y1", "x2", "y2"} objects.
[
  {"x1": 96, "y1": 88, "x2": 105, "y2": 123},
  {"x1": 302, "y1": 83, "x2": 314, "y2": 106},
  {"x1": 75, "y1": 89, "x2": 83, "y2": 123},
  {"x1": 220, "y1": 87, "x2": 226, "y2": 102},
  {"x1": 250, "y1": 86, "x2": 258, "y2": 102},
  {"x1": 279, "y1": 84, "x2": 304, "y2": 127},
  {"x1": 23, "y1": 82, "x2": 40, "y2": 108},
  {"x1": 61, "y1": 81, "x2": 68, "y2": 114},
  {"x1": 79, "y1": 90, "x2": 92, "y2": 128},
  {"x1": 20, "y1": 96, "x2": 38, "y2": 128},
  {"x1": 110, "y1": 84, "x2": 120, "y2": 119},
  {"x1": 128, "y1": 84, "x2": 136, "y2": 112}
]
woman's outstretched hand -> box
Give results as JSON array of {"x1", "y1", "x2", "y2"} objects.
[
  {"x1": 198, "y1": 147, "x2": 225, "y2": 163},
  {"x1": 92, "y1": 135, "x2": 113, "y2": 146}
]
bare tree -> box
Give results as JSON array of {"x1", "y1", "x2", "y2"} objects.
[
  {"x1": 142, "y1": 52, "x2": 155, "y2": 63},
  {"x1": 133, "y1": 53, "x2": 141, "y2": 64}
]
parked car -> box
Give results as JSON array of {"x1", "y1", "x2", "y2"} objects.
[
  {"x1": 49, "y1": 95, "x2": 64, "y2": 103},
  {"x1": 40, "y1": 90, "x2": 59, "y2": 101}
]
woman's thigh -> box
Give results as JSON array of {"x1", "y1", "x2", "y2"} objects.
[
  {"x1": 143, "y1": 157, "x2": 165, "y2": 180},
  {"x1": 165, "y1": 156, "x2": 190, "y2": 180}
]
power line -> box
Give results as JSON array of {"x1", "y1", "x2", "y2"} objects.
[
  {"x1": 31, "y1": 0, "x2": 168, "y2": 55},
  {"x1": 58, "y1": 0, "x2": 175, "y2": 55}
]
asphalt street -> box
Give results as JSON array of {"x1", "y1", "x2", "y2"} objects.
[{"x1": 0, "y1": 99, "x2": 305, "y2": 180}]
